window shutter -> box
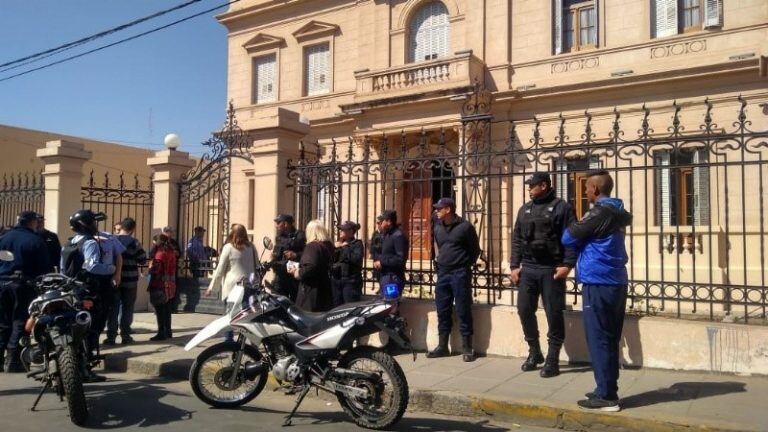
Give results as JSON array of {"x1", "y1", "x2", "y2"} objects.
[
  {"x1": 588, "y1": 156, "x2": 600, "y2": 170},
  {"x1": 556, "y1": 159, "x2": 568, "y2": 199},
  {"x1": 656, "y1": 151, "x2": 672, "y2": 226},
  {"x1": 254, "y1": 54, "x2": 276, "y2": 104},
  {"x1": 654, "y1": 0, "x2": 678, "y2": 38},
  {"x1": 704, "y1": 0, "x2": 723, "y2": 29},
  {"x1": 305, "y1": 44, "x2": 330, "y2": 96},
  {"x1": 553, "y1": 0, "x2": 563, "y2": 54},
  {"x1": 409, "y1": 2, "x2": 450, "y2": 63},
  {"x1": 692, "y1": 149, "x2": 710, "y2": 225},
  {"x1": 594, "y1": 0, "x2": 600, "y2": 46}
]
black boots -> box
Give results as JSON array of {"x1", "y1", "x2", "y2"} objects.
[
  {"x1": 521, "y1": 343, "x2": 545, "y2": 371},
  {"x1": 3, "y1": 348, "x2": 25, "y2": 373},
  {"x1": 426, "y1": 333, "x2": 450, "y2": 358},
  {"x1": 461, "y1": 335, "x2": 475, "y2": 362},
  {"x1": 540, "y1": 345, "x2": 561, "y2": 378}
]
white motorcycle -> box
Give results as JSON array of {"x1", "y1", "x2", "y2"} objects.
[{"x1": 185, "y1": 238, "x2": 413, "y2": 429}]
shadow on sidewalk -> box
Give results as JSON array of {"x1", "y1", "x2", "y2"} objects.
[
  {"x1": 86, "y1": 379, "x2": 193, "y2": 428},
  {"x1": 621, "y1": 381, "x2": 747, "y2": 409}
]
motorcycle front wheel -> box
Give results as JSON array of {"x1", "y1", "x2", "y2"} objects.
[
  {"x1": 189, "y1": 341, "x2": 268, "y2": 408},
  {"x1": 336, "y1": 346, "x2": 409, "y2": 430},
  {"x1": 58, "y1": 344, "x2": 89, "y2": 426}
]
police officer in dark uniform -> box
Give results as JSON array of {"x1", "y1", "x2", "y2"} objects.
[
  {"x1": 510, "y1": 172, "x2": 577, "y2": 377},
  {"x1": 369, "y1": 216, "x2": 384, "y2": 280},
  {"x1": 0, "y1": 211, "x2": 49, "y2": 372},
  {"x1": 373, "y1": 210, "x2": 408, "y2": 295},
  {"x1": 36, "y1": 214, "x2": 61, "y2": 273},
  {"x1": 427, "y1": 198, "x2": 481, "y2": 362},
  {"x1": 331, "y1": 221, "x2": 364, "y2": 306},
  {"x1": 270, "y1": 214, "x2": 306, "y2": 302}
]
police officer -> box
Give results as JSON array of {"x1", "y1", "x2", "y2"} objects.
[
  {"x1": 36, "y1": 214, "x2": 61, "y2": 273},
  {"x1": 64, "y1": 209, "x2": 124, "y2": 382},
  {"x1": 332, "y1": 221, "x2": 364, "y2": 306},
  {"x1": 427, "y1": 198, "x2": 481, "y2": 362},
  {"x1": 270, "y1": 214, "x2": 306, "y2": 302},
  {"x1": 369, "y1": 216, "x2": 384, "y2": 279},
  {"x1": 0, "y1": 211, "x2": 49, "y2": 372},
  {"x1": 510, "y1": 172, "x2": 577, "y2": 377},
  {"x1": 373, "y1": 210, "x2": 408, "y2": 295}
]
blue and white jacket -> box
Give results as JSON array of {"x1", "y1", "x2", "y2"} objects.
[{"x1": 561, "y1": 197, "x2": 632, "y2": 286}]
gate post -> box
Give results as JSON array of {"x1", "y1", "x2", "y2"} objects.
[
  {"x1": 36, "y1": 140, "x2": 92, "y2": 240},
  {"x1": 147, "y1": 149, "x2": 196, "y2": 233}
]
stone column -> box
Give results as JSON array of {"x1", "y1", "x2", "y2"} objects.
[
  {"x1": 36, "y1": 140, "x2": 92, "y2": 240},
  {"x1": 146, "y1": 149, "x2": 196, "y2": 233}
]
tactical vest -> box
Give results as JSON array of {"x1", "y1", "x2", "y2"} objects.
[{"x1": 520, "y1": 198, "x2": 563, "y2": 263}]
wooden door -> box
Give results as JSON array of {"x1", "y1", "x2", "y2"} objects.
[{"x1": 404, "y1": 166, "x2": 433, "y2": 261}]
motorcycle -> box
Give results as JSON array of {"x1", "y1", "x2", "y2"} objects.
[
  {"x1": 185, "y1": 237, "x2": 414, "y2": 429},
  {"x1": 13, "y1": 269, "x2": 94, "y2": 427}
]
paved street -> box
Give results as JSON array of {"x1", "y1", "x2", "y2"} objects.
[{"x1": 0, "y1": 372, "x2": 557, "y2": 432}]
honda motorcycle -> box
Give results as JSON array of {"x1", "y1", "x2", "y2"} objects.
[{"x1": 186, "y1": 238, "x2": 413, "y2": 429}]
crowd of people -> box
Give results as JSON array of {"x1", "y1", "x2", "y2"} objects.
[{"x1": 0, "y1": 170, "x2": 632, "y2": 411}]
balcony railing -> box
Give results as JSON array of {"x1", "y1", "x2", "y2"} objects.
[{"x1": 352, "y1": 51, "x2": 485, "y2": 104}]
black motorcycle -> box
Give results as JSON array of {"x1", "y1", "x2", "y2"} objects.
[{"x1": 21, "y1": 273, "x2": 96, "y2": 426}]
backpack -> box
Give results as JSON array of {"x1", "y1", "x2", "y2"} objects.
[{"x1": 61, "y1": 236, "x2": 90, "y2": 278}]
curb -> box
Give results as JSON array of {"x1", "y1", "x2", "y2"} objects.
[{"x1": 104, "y1": 353, "x2": 747, "y2": 432}]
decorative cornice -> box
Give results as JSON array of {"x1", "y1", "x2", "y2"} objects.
[
  {"x1": 551, "y1": 56, "x2": 600, "y2": 74},
  {"x1": 242, "y1": 33, "x2": 285, "y2": 53},
  {"x1": 292, "y1": 20, "x2": 340, "y2": 41},
  {"x1": 651, "y1": 39, "x2": 707, "y2": 59}
]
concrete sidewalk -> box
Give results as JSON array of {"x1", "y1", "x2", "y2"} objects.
[{"x1": 100, "y1": 312, "x2": 766, "y2": 432}]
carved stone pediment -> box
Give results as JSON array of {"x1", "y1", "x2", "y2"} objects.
[
  {"x1": 242, "y1": 33, "x2": 285, "y2": 53},
  {"x1": 292, "y1": 21, "x2": 339, "y2": 41}
]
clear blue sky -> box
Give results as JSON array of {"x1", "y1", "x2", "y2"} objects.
[{"x1": 0, "y1": 0, "x2": 231, "y2": 156}]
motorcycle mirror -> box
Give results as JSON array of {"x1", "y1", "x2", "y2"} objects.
[
  {"x1": 0, "y1": 250, "x2": 14, "y2": 262},
  {"x1": 262, "y1": 236, "x2": 274, "y2": 250}
]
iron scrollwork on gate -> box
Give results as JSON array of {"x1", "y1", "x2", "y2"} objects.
[{"x1": 177, "y1": 102, "x2": 253, "y2": 268}]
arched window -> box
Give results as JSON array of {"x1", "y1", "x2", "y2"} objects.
[{"x1": 409, "y1": 1, "x2": 450, "y2": 63}]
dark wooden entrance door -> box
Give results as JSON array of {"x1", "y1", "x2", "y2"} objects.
[{"x1": 404, "y1": 165, "x2": 433, "y2": 261}]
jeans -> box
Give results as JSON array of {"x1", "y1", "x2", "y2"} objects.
[
  {"x1": 0, "y1": 280, "x2": 35, "y2": 352},
  {"x1": 434, "y1": 267, "x2": 473, "y2": 336},
  {"x1": 106, "y1": 282, "x2": 138, "y2": 339},
  {"x1": 582, "y1": 284, "x2": 628, "y2": 401}
]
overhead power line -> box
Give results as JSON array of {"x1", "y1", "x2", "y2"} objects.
[
  {"x1": 0, "y1": 0, "x2": 240, "y2": 83},
  {"x1": 0, "y1": 0, "x2": 205, "y2": 74}
]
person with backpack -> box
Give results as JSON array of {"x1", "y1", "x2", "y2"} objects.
[
  {"x1": 0, "y1": 211, "x2": 49, "y2": 372},
  {"x1": 61, "y1": 209, "x2": 125, "y2": 382},
  {"x1": 105, "y1": 217, "x2": 147, "y2": 345},
  {"x1": 148, "y1": 234, "x2": 177, "y2": 341},
  {"x1": 510, "y1": 172, "x2": 577, "y2": 378}
]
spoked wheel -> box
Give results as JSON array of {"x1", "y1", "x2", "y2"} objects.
[
  {"x1": 189, "y1": 342, "x2": 268, "y2": 408},
  {"x1": 336, "y1": 347, "x2": 409, "y2": 430}
]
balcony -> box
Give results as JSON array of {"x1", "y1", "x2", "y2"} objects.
[{"x1": 349, "y1": 51, "x2": 486, "y2": 108}]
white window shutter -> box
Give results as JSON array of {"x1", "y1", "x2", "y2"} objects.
[
  {"x1": 409, "y1": 2, "x2": 450, "y2": 63},
  {"x1": 305, "y1": 44, "x2": 330, "y2": 96},
  {"x1": 693, "y1": 149, "x2": 710, "y2": 225},
  {"x1": 254, "y1": 54, "x2": 276, "y2": 104},
  {"x1": 588, "y1": 156, "x2": 600, "y2": 170},
  {"x1": 704, "y1": 0, "x2": 723, "y2": 28},
  {"x1": 556, "y1": 159, "x2": 568, "y2": 199},
  {"x1": 656, "y1": 151, "x2": 672, "y2": 226},
  {"x1": 553, "y1": 0, "x2": 563, "y2": 54},
  {"x1": 654, "y1": 0, "x2": 678, "y2": 38}
]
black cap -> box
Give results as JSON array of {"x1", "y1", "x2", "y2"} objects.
[
  {"x1": 524, "y1": 172, "x2": 551, "y2": 186},
  {"x1": 17, "y1": 211, "x2": 40, "y2": 226},
  {"x1": 432, "y1": 197, "x2": 455, "y2": 210},
  {"x1": 378, "y1": 209, "x2": 397, "y2": 222},
  {"x1": 273, "y1": 214, "x2": 294, "y2": 224},
  {"x1": 337, "y1": 220, "x2": 360, "y2": 231},
  {"x1": 193, "y1": 226, "x2": 206, "y2": 232}
]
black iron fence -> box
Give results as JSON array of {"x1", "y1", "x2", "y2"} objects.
[
  {"x1": 287, "y1": 94, "x2": 768, "y2": 323},
  {"x1": 81, "y1": 170, "x2": 154, "y2": 250},
  {"x1": 0, "y1": 172, "x2": 44, "y2": 228}
]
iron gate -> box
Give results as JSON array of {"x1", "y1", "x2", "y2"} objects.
[
  {"x1": 0, "y1": 172, "x2": 44, "y2": 228},
  {"x1": 287, "y1": 89, "x2": 768, "y2": 323}
]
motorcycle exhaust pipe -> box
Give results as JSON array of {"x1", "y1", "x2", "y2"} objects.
[
  {"x1": 75, "y1": 311, "x2": 91, "y2": 327},
  {"x1": 244, "y1": 361, "x2": 268, "y2": 380}
]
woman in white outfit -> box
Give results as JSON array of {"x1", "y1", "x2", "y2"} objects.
[{"x1": 205, "y1": 224, "x2": 257, "y2": 299}]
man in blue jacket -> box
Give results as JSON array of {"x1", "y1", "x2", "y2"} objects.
[
  {"x1": 562, "y1": 171, "x2": 632, "y2": 412},
  {"x1": 0, "y1": 211, "x2": 49, "y2": 372}
]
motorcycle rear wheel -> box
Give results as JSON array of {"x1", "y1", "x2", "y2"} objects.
[
  {"x1": 189, "y1": 341, "x2": 268, "y2": 408},
  {"x1": 336, "y1": 346, "x2": 409, "y2": 430},
  {"x1": 58, "y1": 344, "x2": 89, "y2": 426}
]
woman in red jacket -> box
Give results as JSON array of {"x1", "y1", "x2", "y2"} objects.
[{"x1": 148, "y1": 234, "x2": 177, "y2": 341}]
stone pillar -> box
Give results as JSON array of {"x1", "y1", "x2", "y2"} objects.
[
  {"x1": 247, "y1": 108, "x2": 309, "y2": 237},
  {"x1": 36, "y1": 140, "x2": 92, "y2": 240},
  {"x1": 146, "y1": 149, "x2": 196, "y2": 233}
]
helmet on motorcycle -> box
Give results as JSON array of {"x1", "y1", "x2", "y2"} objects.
[{"x1": 69, "y1": 209, "x2": 106, "y2": 235}]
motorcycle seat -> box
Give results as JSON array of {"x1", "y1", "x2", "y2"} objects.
[{"x1": 287, "y1": 300, "x2": 379, "y2": 337}]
